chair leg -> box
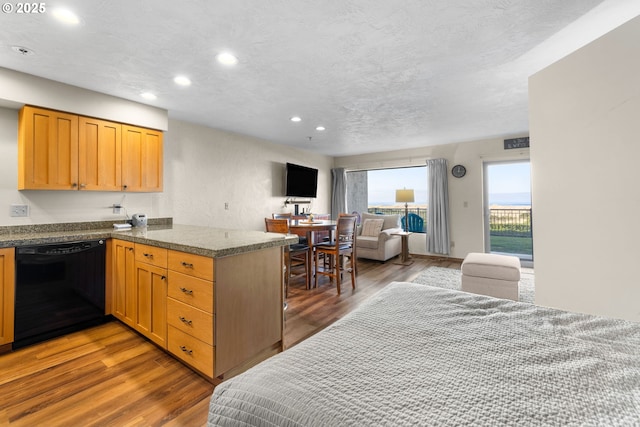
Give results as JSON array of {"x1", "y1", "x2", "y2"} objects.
[
  {"x1": 350, "y1": 254, "x2": 356, "y2": 290},
  {"x1": 284, "y1": 256, "x2": 290, "y2": 298},
  {"x1": 335, "y1": 253, "x2": 341, "y2": 295},
  {"x1": 305, "y1": 250, "x2": 311, "y2": 290},
  {"x1": 314, "y1": 249, "x2": 319, "y2": 288}
]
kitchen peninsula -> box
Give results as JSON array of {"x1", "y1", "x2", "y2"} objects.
[{"x1": 0, "y1": 220, "x2": 297, "y2": 382}]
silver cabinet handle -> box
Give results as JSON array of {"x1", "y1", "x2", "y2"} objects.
[
  {"x1": 181, "y1": 262, "x2": 194, "y2": 268},
  {"x1": 179, "y1": 345, "x2": 193, "y2": 355},
  {"x1": 143, "y1": 253, "x2": 153, "y2": 258},
  {"x1": 180, "y1": 287, "x2": 193, "y2": 295},
  {"x1": 179, "y1": 316, "x2": 192, "y2": 326}
]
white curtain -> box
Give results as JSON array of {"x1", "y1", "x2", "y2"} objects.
[
  {"x1": 426, "y1": 159, "x2": 451, "y2": 255},
  {"x1": 331, "y1": 168, "x2": 346, "y2": 219}
]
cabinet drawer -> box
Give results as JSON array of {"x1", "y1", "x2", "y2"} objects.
[
  {"x1": 168, "y1": 326, "x2": 214, "y2": 378},
  {"x1": 168, "y1": 250, "x2": 214, "y2": 281},
  {"x1": 167, "y1": 297, "x2": 213, "y2": 345},
  {"x1": 135, "y1": 243, "x2": 167, "y2": 268},
  {"x1": 167, "y1": 271, "x2": 214, "y2": 313}
]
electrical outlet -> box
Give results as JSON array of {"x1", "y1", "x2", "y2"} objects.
[
  {"x1": 113, "y1": 204, "x2": 122, "y2": 214},
  {"x1": 10, "y1": 204, "x2": 29, "y2": 217}
]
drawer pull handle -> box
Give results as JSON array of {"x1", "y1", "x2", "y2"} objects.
[
  {"x1": 179, "y1": 316, "x2": 193, "y2": 326},
  {"x1": 144, "y1": 253, "x2": 153, "y2": 258},
  {"x1": 179, "y1": 345, "x2": 193, "y2": 355},
  {"x1": 161, "y1": 275, "x2": 166, "y2": 280},
  {"x1": 181, "y1": 262, "x2": 194, "y2": 268},
  {"x1": 180, "y1": 287, "x2": 193, "y2": 295}
]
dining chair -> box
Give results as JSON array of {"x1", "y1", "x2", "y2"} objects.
[
  {"x1": 265, "y1": 218, "x2": 311, "y2": 296},
  {"x1": 273, "y1": 213, "x2": 309, "y2": 244},
  {"x1": 311, "y1": 213, "x2": 331, "y2": 243},
  {"x1": 313, "y1": 213, "x2": 358, "y2": 294}
]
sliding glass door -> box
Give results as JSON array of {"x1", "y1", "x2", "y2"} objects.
[{"x1": 483, "y1": 161, "x2": 533, "y2": 267}]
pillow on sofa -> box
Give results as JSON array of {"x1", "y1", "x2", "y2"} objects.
[
  {"x1": 361, "y1": 212, "x2": 400, "y2": 231},
  {"x1": 361, "y1": 219, "x2": 384, "y2": 236}
]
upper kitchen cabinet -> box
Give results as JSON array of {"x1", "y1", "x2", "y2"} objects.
[
  {"x1": 18, "y1": 106, "x2": 79, "y2": 190},
  {"x1": 122, "y1": 125, "x2": 163, "y2": 192},
  {"x1": 79, "y1": 117, "x2": 122, "y2": 191},
  {"x1": 18, "y1": 106, "x2": 163, "y2": 192}
]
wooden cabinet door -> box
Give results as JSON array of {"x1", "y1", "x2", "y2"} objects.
[
  {"x1": 0, "y1": 248, "x2": 15, "y2": 346},
  {"x1": 112, "y1": 240, "x2": 136, "y2": 327},
  {"x1": 122, "y1": 125, "x2": 163, "y2": 192},
  {"x1": 18, "y1": 106, "x2": 79, "y2": 190},
  {"x1": 79, "y1": 117, "x2": 122, "y2": 191},
  {"x1": 135, "y1": 262, "x2": 167, "y2": 348}
]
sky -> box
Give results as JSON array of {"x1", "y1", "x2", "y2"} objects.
[
  {"x1": 366, "y1": 162, "x2": 531, "y2": 206},
  {"x1": 367, "y1": 166, "x2": 427, "y2": 205},
  {"x1": 487, "y1": 162, "x2": 531, "y2": 194}
]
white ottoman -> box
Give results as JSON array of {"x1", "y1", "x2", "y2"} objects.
[{"x1": 461, "y1": 253, "x2": 521, "y2": 301}]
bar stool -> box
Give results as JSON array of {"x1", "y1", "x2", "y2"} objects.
[
  {"x1": 313, "y1": 214, "x2": 357, "y2": 295},
  {"x1": 265, "y1": 218, "x2": 311, "y2": 296}
]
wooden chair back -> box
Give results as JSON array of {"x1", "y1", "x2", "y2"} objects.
[
  {"x1": 272, "y1": 213, "x2": 292, "y2": 221},
  {"x1": 265, "y1": 218, "x2": 290, "y2": 234},
  {"x1": 335, "y1": 214, "x2": 358, "y2": 247}
]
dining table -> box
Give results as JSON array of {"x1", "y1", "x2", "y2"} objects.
[{"x1": 289, "y1": 219, "x2": 337, "y2": 289}]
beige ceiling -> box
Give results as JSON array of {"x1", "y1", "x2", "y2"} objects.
[{"x1": 1, "y1": 1, "x2": 638, "y2": 156}]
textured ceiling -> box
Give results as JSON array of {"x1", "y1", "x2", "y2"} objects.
[{"x1": 1, "y1": 0, "x2": 638, "y2": 156}]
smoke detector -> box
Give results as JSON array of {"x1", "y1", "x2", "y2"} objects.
[{"x1": 11, "y1": 46, "x2": 35, "y2": 56}]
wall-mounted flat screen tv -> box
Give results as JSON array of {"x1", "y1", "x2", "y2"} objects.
[{"x1": 285, "y1": 163, "x2": 318, "y2": 198}]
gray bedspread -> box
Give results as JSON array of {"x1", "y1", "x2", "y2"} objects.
[{"x1": 208, "y1": 282, "x2": 640, "y2": 426}]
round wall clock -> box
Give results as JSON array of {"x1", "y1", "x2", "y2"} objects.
[{"x1": 451, "y1": 164, "x2": 466, "y2": 178}]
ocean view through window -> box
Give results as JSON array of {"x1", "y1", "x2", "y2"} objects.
[{"x1": 347, "y1": 166, "x2": 427, "y2": 233}]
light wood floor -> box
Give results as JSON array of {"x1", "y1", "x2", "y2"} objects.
[{"x1": 0, "y1": 256, "x2": 461, "y2": 427}]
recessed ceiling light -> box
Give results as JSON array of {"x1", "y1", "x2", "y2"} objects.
[
  {"x1": 290, "y1": 116, "x2": 302, "y2": 123},
  {"x1": 174, "y1": 75, "x2": 191, "y2": 86},
  {"x1": 216, "y1": 52, "x2": 238, "y2": 66},
  {"x1": 316, "y1": 126, "x2": 326, "y2": 131},
  {"x1": 52, "y1": 8, "x2": 80, "y2": 25},
  {"x1": 141, "y1": 92, "x2": 157, "y2": 101},
  {"x1": 11, "y1": 46, "x2": 34, "y2": 56}
]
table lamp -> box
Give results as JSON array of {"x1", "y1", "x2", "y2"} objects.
[{"x1": 396, "y1": 189, "x2": 414, "y2": 232}]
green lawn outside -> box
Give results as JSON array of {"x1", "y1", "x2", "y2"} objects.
[{"x1": 490, "y1": 235, "x2": 533, "y2": 255}]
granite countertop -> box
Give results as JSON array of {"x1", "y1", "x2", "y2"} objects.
[{"x1": 0, "y1": 220, "x2": 298, "y2": 257}]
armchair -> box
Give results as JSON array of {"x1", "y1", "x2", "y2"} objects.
[{"x1": 355, "y1": 212, "x2": 403, "y2": 262}]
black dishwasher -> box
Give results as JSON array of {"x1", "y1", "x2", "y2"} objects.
[{"x1": 14, "y1": 239, "x2": 108, "y2": 349}]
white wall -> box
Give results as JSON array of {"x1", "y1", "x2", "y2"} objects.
[
  {"x1": 529, "y1": 16, "x2": 640, "y2": 321},
  {"x1": 334, "y1": 138, "x2": 530, "y2": 259},
  {"x1": 0, "y1": 72, "x2": 332, "y2": 230},
  {"x1": 163, "y1": 118, "x2": 332, "y2": 231}
]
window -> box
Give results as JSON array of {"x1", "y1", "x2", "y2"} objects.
[{"x1": 347, "y1": 166, "x2": 427, "y2": 232}]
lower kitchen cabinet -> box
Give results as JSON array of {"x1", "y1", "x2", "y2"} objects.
[
  {"x1": 0, "y1": 248, "x2": 15, "y2": 347},
  {"x1": 166, "y1": 250, "x2": 215, "y2": 377},
  {"x1": 112, "y1": 239, "x2": 167, "y2": 348},
  {"x1": 111, "y1": 239, "x2": 283, "y2": 381},
  {"x1": 112, "y1": 239, "x2": 136, "y2": 327},
  {"x1": 135, "y1": 262, "x2": 167, "y2": 348}
]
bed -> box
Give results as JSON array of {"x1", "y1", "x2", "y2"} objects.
[{"x1": 208, "y1": 282, "x2": 640, "y2": 426}]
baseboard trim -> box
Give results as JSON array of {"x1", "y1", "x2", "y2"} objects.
[{"x1": 410, "y1": 254, "x2": 464, "y2": 263}]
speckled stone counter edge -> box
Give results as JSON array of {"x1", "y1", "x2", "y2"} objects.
[{"x1": 0, "y1": 218, "x2": 298, "y2": 258}]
